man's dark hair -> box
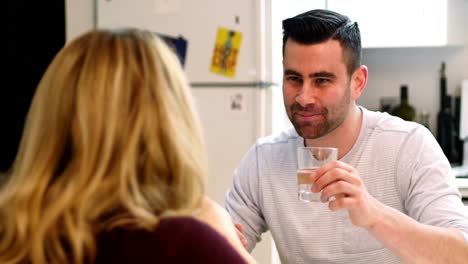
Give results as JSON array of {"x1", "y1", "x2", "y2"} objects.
[{"x1": 282, "y1": 9, "x2": 361, "y2": 76}]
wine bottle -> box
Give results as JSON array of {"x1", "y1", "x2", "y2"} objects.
[
  {"x1": 453, "y1": 86, "x2": 463, "y2": 164},
  {"x1": 391, "y1": 85, "x2": 416, "y2": 121},
  {"x1": 440, "y1": 62, "x2": 447, "y2": 111},
  {"x1": 436, "y1": 62, "x2": 457, "y2": 163},
  {"x1": 437, "y1": 95, "x2": 456, "y2": 162}
]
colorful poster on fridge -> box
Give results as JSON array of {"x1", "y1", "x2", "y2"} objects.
[{"x1": 210, "y1": 27, "x2": 243, "y2": 77}]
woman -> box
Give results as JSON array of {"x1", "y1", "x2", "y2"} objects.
[{"x1": 0, "y1": 29, "x2": 254, "y2": 263}]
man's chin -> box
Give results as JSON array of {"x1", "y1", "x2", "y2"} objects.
[{"x1": 294, "y1": 124, "x2": 326, "y2": 139}]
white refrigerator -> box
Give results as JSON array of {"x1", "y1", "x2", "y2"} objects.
[{"x1": 96, "y1": 0, "x2": 277, "y2": 262}]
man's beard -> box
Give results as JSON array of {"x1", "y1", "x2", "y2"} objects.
[{"x1": 287, "y1": 87, "x2": 350, "y2": 139}]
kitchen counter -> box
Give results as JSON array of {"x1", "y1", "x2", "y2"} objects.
[
  {"x1": 452, "y1": 166, "x2": 468, "y2": 202},
  {"x1": 456, "y1": 178, "x2": 468, "y2": 198},
  {"x1": 455, "y1": 178, "x2": 468, "y2": 205}
]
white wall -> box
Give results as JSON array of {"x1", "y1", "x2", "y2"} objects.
[
  {"x1": 65, "y1": 0, "x2": 94, "y2": 42},
  {"x1": 359, "y1": 1, "x2": 468, "y2": 133}
]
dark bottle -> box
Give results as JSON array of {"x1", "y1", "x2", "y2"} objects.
[
  {"x1": 453, "y1": 86, "x2": 463, "y2": 164},
  {"x1": 391, "y1": 85, "x2": 416, "y2": 121},
  {"x1": 437, "y1": 95, "x2": 456, "y2": 162},
  {"x1": 440, "y1": 62, "x2": 447, "y2": 111}
]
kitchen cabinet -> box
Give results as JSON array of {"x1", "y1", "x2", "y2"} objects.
[{"x1": 327, "y1": 0, "x2": 465, "y2": 48}]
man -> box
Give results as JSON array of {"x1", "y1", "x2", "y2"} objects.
[{"x1": 225, "y1": 9, "x2": 468, "y2": 263}]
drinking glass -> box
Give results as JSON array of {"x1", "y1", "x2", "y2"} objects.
[{"x1": 297, "y1": 147, "x2": 338, "y2": 202}]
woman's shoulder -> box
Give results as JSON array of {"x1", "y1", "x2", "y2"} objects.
[
  {"x1": 96, "y1": 215, "x2": 227, "y2": 245},
  {"x1": 157, "y1": 215, "x2": 230, "y2": 238},
  {"x1": 95, "y1": 215, "x2": 248, "y2": 263}
]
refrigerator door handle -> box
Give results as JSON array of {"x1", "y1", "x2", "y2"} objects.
[{"x1": 191, "y1": 81, "x2": 278, "y2": 88}]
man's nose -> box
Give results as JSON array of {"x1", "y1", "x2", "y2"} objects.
[{"x1": 295, "y1": 83, "x2": 318, "y2": 107}]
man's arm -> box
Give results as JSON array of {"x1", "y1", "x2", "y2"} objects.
[
  {"x1": 314, "y1": 159, "x2": 468, "y2": 263},
  {"x1": 225, "y1": 144, "x2": 268, "y2": 252},
  {"x1": 368, "y1": 201, "x2": 468, "y2": 264}
]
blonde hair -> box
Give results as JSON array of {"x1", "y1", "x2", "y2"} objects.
[{"x1": 0, "y1": 29, "x2": 207, "y2": 263}]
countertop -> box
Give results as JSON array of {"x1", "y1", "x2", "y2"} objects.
[
  {"x1": 452, "y1": 165, "x2": 468, "y2": 201},
  {"x1": 456, "y1": 178, "x2": 468, "y2": 198}
]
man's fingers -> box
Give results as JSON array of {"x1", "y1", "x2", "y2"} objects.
[{"x1": 234, "y1": 223, "x2": 248, "y2": 249}]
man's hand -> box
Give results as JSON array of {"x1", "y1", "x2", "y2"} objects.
[
  {"x1": 235, "y1": 223, "x2": 249, "y2": 249},
  {"x1": 311, "y1": 160, "x2": 383, "y2": 228}
]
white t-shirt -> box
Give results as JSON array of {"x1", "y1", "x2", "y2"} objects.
[{"x1": 226, "y1": 107, "x2": 468, "y2": 264}]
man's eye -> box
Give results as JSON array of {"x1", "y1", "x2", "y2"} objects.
[
  {"x1": 315, "y1": 78, "x2": 330, "y2": 85},
  {"x1": 286, "y1": 76, "x2": 302, "y2": 83}
]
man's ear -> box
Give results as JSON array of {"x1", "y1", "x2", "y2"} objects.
[{"x1": 351, "y1": 65, "x2": 368, "y2": 100}]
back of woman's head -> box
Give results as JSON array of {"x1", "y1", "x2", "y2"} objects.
[{"x1": 0, "y1": 28, "x2": 207, "y2": 263}]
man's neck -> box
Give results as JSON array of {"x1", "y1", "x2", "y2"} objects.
[{"x1": 304, "y1": 105, "x2": 363, "y2": 159}]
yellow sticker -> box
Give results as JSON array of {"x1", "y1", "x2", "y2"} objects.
[{"x1": 210, "y1": 27, "x2": 243, "y2": 77}]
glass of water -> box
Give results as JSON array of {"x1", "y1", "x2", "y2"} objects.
[{"x1": 297, "y1": 146, "x2": 338, "y2": 202}]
